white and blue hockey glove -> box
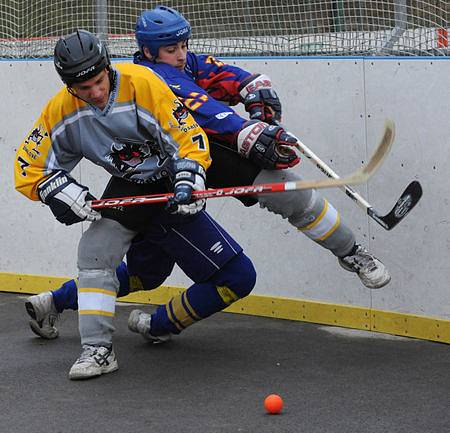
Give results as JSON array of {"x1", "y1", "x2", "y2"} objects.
[
  {"x1": 239, "y1": 74, "x2": 282, "y2": 123},
  {"x1": 166, "y1": 158, "x2": 206, "y2": 215},
  {"x1": 38, "y1": 171, "x2": 100, "y2": 225}
]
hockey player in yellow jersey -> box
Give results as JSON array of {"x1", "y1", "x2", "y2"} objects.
[{"x1": 15, "y1": 30, "x2": 256, "y2": 379}]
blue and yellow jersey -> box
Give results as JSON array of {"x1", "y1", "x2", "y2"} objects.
[
  {"x1": 15, "y1": 63, "x2": 210, "y2": 201},
  {"x1": 134, "y1": 52, "x2": 250, "y2": 143},
  {"x1": 186, "y1": 52, "x2": 251, "y2": 104}
]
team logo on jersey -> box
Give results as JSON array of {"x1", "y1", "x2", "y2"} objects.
[
  {"x1": 23, "y1": 124, "x2": 48, "y2": 159},
  {"x1": 107, "y1": 137, "x2": 168, "y2": 179},
  {"x1": 172, "y1": 100, "x2": 189, "y2": 126},
  {"x1": 25, "y1": 125, "x2": 48, "y2": 147}
]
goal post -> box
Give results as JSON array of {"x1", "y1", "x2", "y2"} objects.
[{"x1": 0, "y1": 0, "x2": 448, "y2": 58}]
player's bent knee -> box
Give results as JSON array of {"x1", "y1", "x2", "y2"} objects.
[
  {"x1": 212, "y1": 252, "x2": 256, "y2": 300},
  {"x1": 116, "y1": 262, "x2": 169, "y2": 298},
  {"x1": 78, "y1": 219, "x2": 135, "y2": 270},
  {"x1": 254, "y1": 169, "x2": 315, "y2": 219}
]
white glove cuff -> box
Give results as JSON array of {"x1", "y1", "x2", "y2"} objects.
[
  {"x1": 236, "y1": 121, "x2": 267, "y2": 158},
  {"x1": 239, "y1": 74, "x2": 273, "y2": 99}
]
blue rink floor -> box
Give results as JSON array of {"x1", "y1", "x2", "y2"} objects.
[{"x1": 1, "y1": 291, "x2": 449, "y2": 433}]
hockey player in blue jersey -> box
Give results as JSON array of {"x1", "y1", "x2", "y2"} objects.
[{"x1": 26, "y1": 6, "x2": 390, "y2": 341}]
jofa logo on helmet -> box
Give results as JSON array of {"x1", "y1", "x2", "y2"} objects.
[
  {"x1": 76, "y1": 65, "x2": 96, "y2": 78},
  {"x1": 107, "y1": 137, "x2": 168, "y2": 180},
  {"x1": 176, "y1": 27, "x2": 189, "y2": 37},
  {"x1": 172, "y1": 100, "x2": 189, "y2": 126}
]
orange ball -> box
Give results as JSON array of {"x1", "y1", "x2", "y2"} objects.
[{"x1": 264, "y1": 394, "x2": 283, "y2": 414}]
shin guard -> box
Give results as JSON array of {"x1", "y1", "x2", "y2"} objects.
[
  {"x1": 150, "y1": 252, "x2": 256, "y2": 336},
  {"x1": 255, "y1": 169, "x2": 355, "y2": 257}
]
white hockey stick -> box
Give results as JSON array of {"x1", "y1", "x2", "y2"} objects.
[
  {"x1": 90, "y1": 122, "x2": 393, "y2": 210},
  {"x1": 288, "y1": 120, "x2": 422, "y2": 230}
]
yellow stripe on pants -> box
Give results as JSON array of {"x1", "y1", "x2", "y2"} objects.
[{"x1": 299, "y1": 199, "x2": 340, "y2": 241}]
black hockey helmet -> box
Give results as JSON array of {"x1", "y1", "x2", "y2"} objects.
[{"x1": 54, "y1": 29, "x2": 111, "y2": 85}]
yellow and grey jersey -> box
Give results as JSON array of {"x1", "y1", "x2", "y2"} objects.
[{"x1": 15, "y1": 63, "x2": 210, "y2": 201}]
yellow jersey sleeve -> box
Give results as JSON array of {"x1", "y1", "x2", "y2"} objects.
[
  {"x1": 14, "y1": 88, "x2": 81, "y2": 201},
  {"x1": 15, "y1": 112, "x2": 55, "y2": 201}
]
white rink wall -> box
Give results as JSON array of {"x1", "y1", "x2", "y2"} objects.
[{"x1": 1, "y1": 58, "x2": 449, "y2": 320}]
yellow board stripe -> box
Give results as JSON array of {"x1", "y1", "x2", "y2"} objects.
[
  {"x1": 2, "y1": 272, "x2": 450, "y2": 345},
  {"x1": 79, "y1": 310, "x2": 115, "y2": 317}
]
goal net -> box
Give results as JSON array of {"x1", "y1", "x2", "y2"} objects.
[{"x1": 0, "y1": 1, "x2": 448, "y2": 58}]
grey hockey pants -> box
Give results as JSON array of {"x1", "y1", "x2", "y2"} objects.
[
  {"x1": 77, "y1": 218, "x2": 136, "y2": 347},
  {"x1": 255, "y1": 169, "x2": 355, "y2": 257}
]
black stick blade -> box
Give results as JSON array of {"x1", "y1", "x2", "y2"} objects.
[{"x1": 368, "y1": 181, "x2": 423, "y2": 230}]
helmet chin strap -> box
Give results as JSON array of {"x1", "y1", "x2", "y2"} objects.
[{"x1": 108, "y1": 66, "x2": 117, "y2": 89}]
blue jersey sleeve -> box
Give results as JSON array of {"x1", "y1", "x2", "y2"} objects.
[
  {"x1": 135, "y1": 53, "x2": 246, "y2": 145},
  {"x1": 186, "y1": 52, "x2": 253, "y2": 105}
]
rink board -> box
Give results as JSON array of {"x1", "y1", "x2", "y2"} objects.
[{"x1": 1, "y1": 57, "x2": 449, "y2": 342}]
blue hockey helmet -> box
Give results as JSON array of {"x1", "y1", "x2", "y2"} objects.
[{"x1": 135, "y1": 6, "x2": 191, "y2": 58}]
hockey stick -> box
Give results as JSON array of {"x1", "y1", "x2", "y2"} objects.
[
  {"x1": 288, "y1": 120, "x2": 422, "y2": 230},
  {"x1": 90, "y1": 121, "x2": 393, "y2": 210}
]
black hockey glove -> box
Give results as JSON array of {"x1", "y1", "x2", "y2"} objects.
[
  {"x1": 37, "y1": 170, "x2": 100, "y2": 225},
  {"x1": 166, "y1": 158, "x2": 206, "y2": 215},
  {"x1": 239, "y1": 74, "x2": 282, "y2": 123},
  {"x1": 236, "y1": 121, "x2": 300, "y2": 170}
]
